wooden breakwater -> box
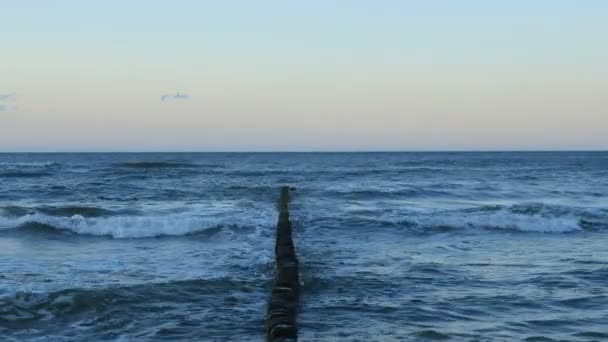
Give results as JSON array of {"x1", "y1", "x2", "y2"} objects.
[{"x1": 266, "y1": 186, "x2": 299, "y2": 341}]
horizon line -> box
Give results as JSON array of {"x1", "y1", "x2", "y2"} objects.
[{"x1": 0, "y1": 149, "x2": 606, "y2": 154}]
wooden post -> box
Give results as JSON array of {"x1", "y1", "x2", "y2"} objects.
[{"x1": 266, "y1": 186, "x2": 299, "y2": 341}]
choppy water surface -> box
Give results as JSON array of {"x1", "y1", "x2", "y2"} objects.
[{"x1": 0, "y1": 152, "x2": 607, "y2": 341}]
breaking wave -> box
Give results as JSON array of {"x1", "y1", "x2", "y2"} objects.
[
  {"x1": 406, "y1": 204, "x2": 608, "y2": 233},
  {"x1": 0, "y1": 209, "x2": 274, "y2": 239},
  {"x1": 304, "y1": 202, "x2": 608, "y2": 234}
]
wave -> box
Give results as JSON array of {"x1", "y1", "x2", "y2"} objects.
[
  {"x1": 0, "y1": 209, "x2": 274, "y2": 239},
  {"x1": 324, "y1": 188, "x2": 452, "y2": 200},
  {"x1": 0, "y1": 277, "x2": 248, "y2": 322},
  {"x1": 0, "y1": 171, "x2": 53, "y2": 178},
  {"x1": 408, "y1": 203, "x2": 607, "y2": 233},
  {"x1": 0, "y1": 161, "x2": 60, "y2": 178},
  {"x1": 305, "y1": 203, "x2": 607, "y2": 234},
  {"x1": 11, "y1": 222, "x2": 78, "y2": 236},
  {"x1": 0, "y1": 205, "x2": 117, "y2": 218},
  {"x1": 115, "y1": 161, "x2": 222, "y2": 169},
  {"x1": 0, "y1": 161, "x2": 58, "y2": 167},
  {"x1": 313, "y1": 167, "x2": 449, "y2": 177}
]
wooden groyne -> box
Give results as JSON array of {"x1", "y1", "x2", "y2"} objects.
[{"x1": 266, "y1": 186, "x2": 299, "y2": 341}]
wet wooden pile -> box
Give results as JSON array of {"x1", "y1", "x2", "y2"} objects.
[{"x1": 266, "y1": 186, "x2": 299, "y2": 341}]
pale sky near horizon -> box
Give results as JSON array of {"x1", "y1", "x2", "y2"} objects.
[{"x1": 1, "y1": 1, "x2": 607, "y2": 151}]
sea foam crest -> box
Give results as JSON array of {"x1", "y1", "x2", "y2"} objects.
[
  {"x1": 0, "y1": 210, "x2": 275, "y2": 239},
  {"x1": 422, "y1": 210, "x2": 581, "y2": 233},
  {"x1": 407, "y1": 204, "x2": 594, "y2": 233}
]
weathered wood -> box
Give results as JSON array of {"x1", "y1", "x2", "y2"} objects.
[{"x1": 267, "y1": 186, "x2": 299, "y2": 341}]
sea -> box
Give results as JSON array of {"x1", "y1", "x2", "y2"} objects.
[{"x1": 0, "y1": 152, "x2": 607, "y2": 341}]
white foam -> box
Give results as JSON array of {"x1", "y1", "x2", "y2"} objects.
[
  {"x1": 0, "y1": 208, "x2": 276, "y2": 239},
  {"x1": 409, "y1": 206, "x2": 583, "y2": 233}
]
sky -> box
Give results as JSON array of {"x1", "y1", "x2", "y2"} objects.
[{"x1": 1, "y1": 0, "x2": 607, "y2": 151}]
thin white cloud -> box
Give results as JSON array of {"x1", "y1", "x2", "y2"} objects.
[
  {"x1": 161, "y1": 92, "x2": 190, "y2": 102},
  {"x1": 0, "y1": 93, "x2": 17, "y2": 111},
  {"x1": 0, "y1": 93, "x2": 16, "y2": 101}
]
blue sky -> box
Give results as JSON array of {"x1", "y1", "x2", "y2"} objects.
[{"x1": 1, "y1": 1, "x2": 606, "y2": 151}]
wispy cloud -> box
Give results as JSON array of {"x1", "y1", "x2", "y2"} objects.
[
  {"x1": 0, "y1": 93, "x2": 17, "y2": 112},
  {"x1": 0, "y1": 93, "x2": 16, "y2": 102},
  {"x1": 161, "y1": 92, "x2": 190, "y2": 102}
]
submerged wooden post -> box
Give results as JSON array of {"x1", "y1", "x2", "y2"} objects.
[{"x1": 266, "y1": 186, "x2": 299, "y2": 341}]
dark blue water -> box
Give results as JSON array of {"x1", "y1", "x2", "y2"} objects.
[{"x1": 1, "y1": 152, "x2": 607, "y2": 341}]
